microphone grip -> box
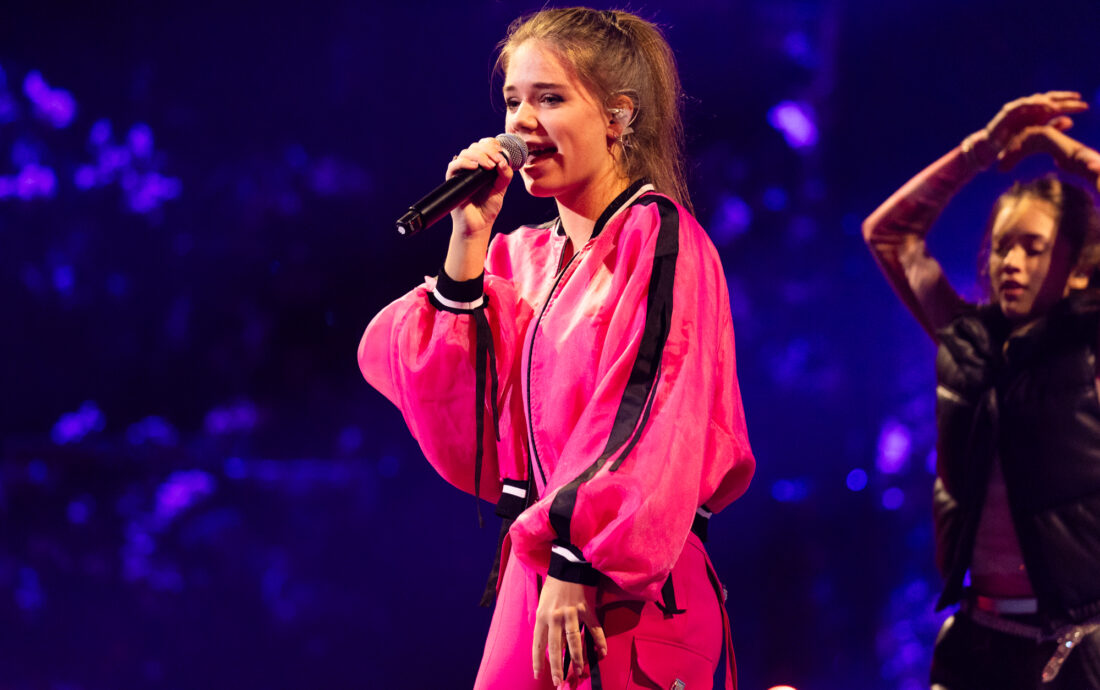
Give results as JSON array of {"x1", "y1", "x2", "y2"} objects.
[{"x1": 396, "y1": 165, "x2": 499, "y2": 236}]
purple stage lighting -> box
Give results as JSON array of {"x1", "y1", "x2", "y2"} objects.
[
  {"x1": 876, "y1": 418, "x2": 911, "y2": 474},
  {"x1": 846, "y1": 468, "x2": 868, "y2": 492},
  {"x1": 16, "y1": 164, "x2": 57, "y2": 199},
  {"x1": 767, "y1": 101, "x2": 818, "y2": 150},
  {"x1": 51, "y1": 401, "x2": 106, "y2": 444},
  {"x1": 881, "y1": 487, "x2": 904, "y2": 510},
  {"x1": 155, "y1": 470, "x2": 216, "y2": 521},
  {"x1": 23, "y1": 71, "x2": 75, "y2": 128}
]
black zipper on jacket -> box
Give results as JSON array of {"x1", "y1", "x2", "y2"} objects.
[{"x1": 526, "y1": 238, "x2": 580, "y2": 488}]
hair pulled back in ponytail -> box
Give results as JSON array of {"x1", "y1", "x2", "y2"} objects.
[{"x1": 496, "y1": 8, "x2": 692, "y2": 212}]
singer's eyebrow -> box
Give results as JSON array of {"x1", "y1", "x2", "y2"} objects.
[{"x1": 503, "y1": 82, "x2": 567, "y2": 92}]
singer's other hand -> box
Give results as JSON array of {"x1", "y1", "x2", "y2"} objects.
[{"x1": 447, "y1": 137, "x2": 515, "y2": 240}]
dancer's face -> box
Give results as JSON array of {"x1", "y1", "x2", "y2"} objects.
[
  {"x1": 989, "y1": 197, "x2": 1075, "y2": 323},
  {"x1": 503, "y1": 41, "x2": 620, "y2": 206}
]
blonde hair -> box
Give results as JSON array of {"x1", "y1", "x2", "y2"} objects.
[{"x1": 496, "y1": 8, "x2": 692, "y2": 212}]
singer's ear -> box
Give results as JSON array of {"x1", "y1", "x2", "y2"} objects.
[{"x1": 606, "y1": 94, "x2": 635, "y2": 138}]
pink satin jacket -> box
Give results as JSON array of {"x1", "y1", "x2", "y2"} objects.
[{"x1": 359, "y1": 181, "x2": 755, "y2": 601}]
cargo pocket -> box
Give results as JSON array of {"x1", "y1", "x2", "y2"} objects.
[{"x1": 625, "y1": 636, "x2": 716, "y2": 689}]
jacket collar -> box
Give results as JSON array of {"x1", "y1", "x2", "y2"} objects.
[{"x1": 590, "y1": 178, "x2": 654, "y2": 240}]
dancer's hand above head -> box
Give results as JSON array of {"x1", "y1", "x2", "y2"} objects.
[
  {"x1": 999, "y1": 121, "x2": 1100, "y2": 194},
  {"x1": 983, "y1": 91, "x2": 1089, "y2": 153},
  {"x1": 532, "y1": 575, "x2": 607, "y2": 686}
]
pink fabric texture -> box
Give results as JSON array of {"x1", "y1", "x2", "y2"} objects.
[
  {"x1": 359, "y1": 189, "x2": 754, "y2": 601},
  {"x1": 359, "y1": 188, "x2": 754, "y2": 687},
  {"x1": 476, "y1": 533, "x2": 724, "y2": 689}
]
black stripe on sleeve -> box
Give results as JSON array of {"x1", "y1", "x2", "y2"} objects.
[{"x1": 548, "y1": 195, "x2": 680, "y2": 550}]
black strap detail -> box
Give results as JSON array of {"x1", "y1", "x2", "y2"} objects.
[
  {"x1": 654, "y1": 509, "x2": 711, "y2": 617},
  {"x1": 692, "y1": 509, "x2": 710, "y2": 543},
  {"x1": 586, "y1": 628, "x2": 603, "y2": 689},
  {"x1": 480, "y1": 477, "x2": 534, "y2": 608},
  {"x1": 655, "y1": 573, "x2": 687, "y2": 617},
  {"x1": 559, "y1": 629, "x2": 604, "y2": 690},
  {"x1": 479, "y1": 517, "x2": 513, "y2": 607},
  {"x1": 548, "y1": 196, "x2": 680, "y2": 552},
  {"x1": 472, "y1": 306, "x2": 502, "y2": 529}
]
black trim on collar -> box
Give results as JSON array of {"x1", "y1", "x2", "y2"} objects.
[{"x1": 590, "y1": 178, "x2": 651, "y2": 240}]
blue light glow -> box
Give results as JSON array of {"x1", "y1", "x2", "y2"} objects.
[
  {"x1": 846, "y1": 468, "x2": 868, "y2": 492},
  {"x1": 52, "y1": 264, "x2": 74, "y2": 293},
  {"x1": 27, "y1": 459, "x2": 48, "y2": 484},
  {"x1": 68, "y1": 496, "x2": 94, "y2": 524},
  {"x1": 711, "y1": 193, "x2": 752, "y2": 245},
  {"x1": 767, "y1": 101, "x2": 818, "y2": 149},
  {"x1": 51, "y1": 401, "x2": 106, "y2": 444},
  {"x1": 224, "y1": 457, "x2": 247, "y2": 479},
  {"x1": 23, "y1": 71, "x2": 75, "y2": 128},
  {"x1": 204, "y1": 400, "x2": 260, "y2": 435},
  {"x1": 772, "y1": 478, "x2": 810, "y2": 503},
  {"x1": 155, "y1": 470, "x2": 216, "y2": 521},
  {"x1": 128, "y1": 123, "x2": 154, "y2": 158},
  {"x1": 74, "y1": 165, "x2": 97, "y2": 189},
  {"x1": 89, "y1": 119, "x2": 112, "y2": 146},
  {"x1": 876, "y1": 418, "x2": 911, "y2": 474},
  {"x1": 0, "y1": 93, "x2": 16, "y2": 124},
  {"x1": 126, "y1": 416, "x2": 179, "y2": 446},
  {"x1": 16, "y1": 164, "x2": 57, "y2": 199},
  {"x1": 763, "y1": 186, "x2": 789, "y2": 211},
  {"x1": 882, "y1": 487, "x2": 905, "y2": 510}
]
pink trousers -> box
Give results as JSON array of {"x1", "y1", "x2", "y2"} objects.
[{"x1": 474, "y1": 532, "x2": 732, "y2": 689}]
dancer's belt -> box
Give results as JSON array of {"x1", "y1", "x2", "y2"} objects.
[
  {"x1": 972, "y1": 594, "x2": 1038, "y2": 615},
  {"x1": 961, "y1": 594, "x2": 1100, "y2": 683}
]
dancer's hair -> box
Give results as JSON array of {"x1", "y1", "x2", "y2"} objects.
[{"x1": 979, "y1": 173, "x2": 1100, "y2": 291}]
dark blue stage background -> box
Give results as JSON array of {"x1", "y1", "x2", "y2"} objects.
[{"x1": 2, "y1": 1, "x2": 1099, "y2": 688}]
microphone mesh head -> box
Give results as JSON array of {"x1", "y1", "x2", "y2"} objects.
[{"x1": 495, "y1": 134, "x2": 529, "y2": 170}]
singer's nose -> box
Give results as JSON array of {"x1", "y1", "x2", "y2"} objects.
[{"x1": 508, "y1": 100, "x2": 538, "y2": 133}]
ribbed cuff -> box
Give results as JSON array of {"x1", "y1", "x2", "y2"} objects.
[
  {"x1": 548, "y1": 542, "x2": 600, "y2": 586},
  {"x1": 429, "y1": 267, "x2": 485, "y2": 313}
]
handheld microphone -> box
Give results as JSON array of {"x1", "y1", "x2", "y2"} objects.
[{"x1": 396, "y1": 134, "x2": 529, "y2": 236}]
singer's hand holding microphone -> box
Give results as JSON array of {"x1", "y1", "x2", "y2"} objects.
[{"x1": 396, "y1": 134, "x2": 529, "y2": 238}]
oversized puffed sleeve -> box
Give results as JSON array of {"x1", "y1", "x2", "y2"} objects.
[
  {"x1": 509, "y1": 196, "x2": 756, "y2": 601},
  {"x1": 357, "y1": 256, "x2": 532, "y2": 504}
]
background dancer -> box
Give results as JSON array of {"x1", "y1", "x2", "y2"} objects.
[{"x1": 863, "y1": 91, "x2": 1100, "y2": 689}]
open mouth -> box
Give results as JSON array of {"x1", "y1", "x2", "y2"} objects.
[{"x1": 526, "y1": 146, "x2": 558, "y2": 163}]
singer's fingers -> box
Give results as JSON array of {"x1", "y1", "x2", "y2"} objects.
[
  {"x1": 446, "y1": 138, "x2": 507, "y2": 180},
  {"x1": 471, "y1": 137, "x2": 506, "y2": 167}
]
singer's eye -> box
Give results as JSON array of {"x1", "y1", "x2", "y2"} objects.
[
  {"x1": 540, "y1": 94, "x2": 563, "y2": 106},
  {"x1": 505, "y1": 99, "x2": 521, "y2": 111}
]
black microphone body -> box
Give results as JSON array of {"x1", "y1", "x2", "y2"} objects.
[{"x1": 396, "y1": 134, "x2": 528, "y2": 236}]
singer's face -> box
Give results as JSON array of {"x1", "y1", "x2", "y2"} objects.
[{"x1": 503, "y1": 41, "x2": 620, "y2": 206}]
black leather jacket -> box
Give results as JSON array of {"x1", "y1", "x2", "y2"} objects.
[{"x1": 933, "y1": 291, "x2": 1100, "y2": 632}]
